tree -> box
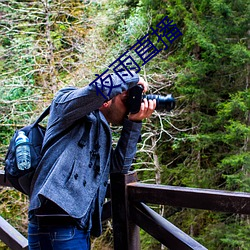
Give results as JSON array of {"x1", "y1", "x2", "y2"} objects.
[
  {"x1": 102, "y1": 0, "x2": 250, "y2": 249},
  {"x1": 0, "y1": 0, "x2": 94, "y2": 241}
]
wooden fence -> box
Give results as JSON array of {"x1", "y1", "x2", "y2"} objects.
[{"x1": 0, "y1": 170, "x2": 250, "y2": 250}]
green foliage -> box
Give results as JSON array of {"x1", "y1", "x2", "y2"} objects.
[
  {"x1": 197, "y1": 215, "x2": 250, "y2": 250},
  {"x1": 1, "y1": 0, "x2": 250, "y2": 249},
  {"x1": 0, "y1": 188, "x2": 29, "y2": 237},
  {"x1": 140, "y1": 229, "x2": 159, "y2": 249},
  {"x1": 0, "y1": 1, "x2": 98, "y2": 249},
  {"x1": 111, "y1": 0, "x2": 250, "y2": 248}
]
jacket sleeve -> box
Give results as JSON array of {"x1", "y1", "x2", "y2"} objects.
[
  {"x1": 110, "y1": 118, "x2": 142, "y2": 174},
  {"x1": 45, "y1": 72, "x2": 139, "y2": 140},
  {"x1": 53, "y1": 72, "x2": 138, "y2": 123}
]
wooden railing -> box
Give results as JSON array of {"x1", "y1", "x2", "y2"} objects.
[
  {"x1": 0, "y1": 170, "x2": 29, "y2": 250},
  {"x1": 1, "y1": 170, "x2": 250, "y2": 250}
]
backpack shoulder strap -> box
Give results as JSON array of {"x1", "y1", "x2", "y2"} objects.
[{"x1": 33, "y1": 105, "x2": 51, "y2": 126}]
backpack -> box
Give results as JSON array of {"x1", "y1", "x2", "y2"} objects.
[{"x1": 4, "y1": 106, "x2": 50, "y2": 195}]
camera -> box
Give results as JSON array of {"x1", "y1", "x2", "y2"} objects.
[{"x1": 127, "y1": 85, "x2": 175, "y2": 114}]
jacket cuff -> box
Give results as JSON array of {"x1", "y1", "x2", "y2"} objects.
[{"x1": 123, "y1": 118, "x2": 142, "y2": 133}]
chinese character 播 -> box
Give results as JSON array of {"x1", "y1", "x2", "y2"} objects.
[
  {"x1": 90, "y1": 14, "x2": 183, "y2": 98},
  {"x1": 130, "y1": 33, "x2": 162, "y2": 66},
  {"x1": 151, "y1": 15, "x2": 183, "y2": 47}
]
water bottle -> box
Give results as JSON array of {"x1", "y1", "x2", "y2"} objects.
[{"x1": 15, "y1": 131, "x2": 31, "y2": 170}]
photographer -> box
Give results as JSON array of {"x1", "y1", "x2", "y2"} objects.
[{"x1": 28, "y1": 72, "x2": 156, "y2": 250}]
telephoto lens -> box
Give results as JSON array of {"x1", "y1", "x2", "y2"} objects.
[
  {"x1": 127, "y1": 85, "x2": 176, "y2": 114},
  {"x1": 143, "y1": 94, "x2": 175, "y2": 112}
]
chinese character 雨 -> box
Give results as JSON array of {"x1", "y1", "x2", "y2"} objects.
[{"x1": 108, "y1": 50, "x2": 141, "y2": 82}]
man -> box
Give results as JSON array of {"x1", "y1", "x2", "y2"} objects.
[{"x1": 28, "y1": 72, "x2": 156, "y2": 249}]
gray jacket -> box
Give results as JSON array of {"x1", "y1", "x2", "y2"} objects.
[{"x1": 29, "y1": 72, "x2": 141, "y2": 236}]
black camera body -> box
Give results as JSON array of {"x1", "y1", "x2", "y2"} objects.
[{"x1": 127, "y1": 85, "x2": 175, "y2": 114}]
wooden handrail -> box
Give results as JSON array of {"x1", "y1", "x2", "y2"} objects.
[
  {"x1": 0, "y1": 216, "x2": 28, "y2": 250},
  {"x1": 110, "y1": 172, "x2": 250, "y2": 250},
  {"x1": 1, "y1": 170, "x2": 250, "y2": 249},
  {"x1": 127, "y1": 182, "x2": 250, "y2": 214},
  {"x1": 130, "y1": 202, "x2": 207, "y2": 250}
]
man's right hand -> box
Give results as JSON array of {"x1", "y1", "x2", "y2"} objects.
[{"x1": 137, "y1": 77, "x2": 148, "y2": 93}]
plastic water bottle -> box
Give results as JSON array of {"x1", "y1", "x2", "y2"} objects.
[{"x1": 15, "y1": 131, "x2": 31, "y2": 170}]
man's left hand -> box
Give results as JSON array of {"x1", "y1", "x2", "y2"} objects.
[{"x1": 128, "y1": 98, "x2": 156, "y2": 122}]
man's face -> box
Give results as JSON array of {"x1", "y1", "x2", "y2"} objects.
[{"x1": 105, "y1": 91, "x2": 129, "y2": 125}]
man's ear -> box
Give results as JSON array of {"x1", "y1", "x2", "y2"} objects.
[
  {"x1": 102, "y1": 102, "x2": 108, "y2": 108},
  {"x1": 100, "y1": 101, "x2": 110, "y2": 111}
]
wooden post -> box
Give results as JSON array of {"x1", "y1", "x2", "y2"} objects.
[{"x1": 110, "y1": 171, "x2": 140, "y2": 250}]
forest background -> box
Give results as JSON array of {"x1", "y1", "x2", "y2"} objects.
[{"x1": 0, "y1": 0, "x2": 249, "y2": 249}]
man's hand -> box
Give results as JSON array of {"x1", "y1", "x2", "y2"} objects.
[
  {"x1": 137, "y1": 77, "x2": 148, "y2": 93},
  {"x1": 128, "y1": 98, "x2": 156, "y2": 122}
]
